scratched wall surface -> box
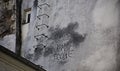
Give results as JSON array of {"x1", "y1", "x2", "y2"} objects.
[{"x1": 22, "y1": 0, "x2": 120, "y2": 71}]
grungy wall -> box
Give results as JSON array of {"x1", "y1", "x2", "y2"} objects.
[
  {"x1": 0, "y1": 0, "x2": 16, "y2": 52},
  {"x1": 22, "y1": 0, "x2": 120, "y2": 71}
]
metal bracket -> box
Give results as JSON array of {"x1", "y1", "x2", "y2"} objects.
[
  {"x1": 37, "y1": 14, "x2": 49, "y2": 20},
  {"x1": 37, "y1": 3, "x2": 50, "y2": 9}
]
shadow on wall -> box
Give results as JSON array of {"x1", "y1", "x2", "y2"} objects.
[{"x1": 26, "y1": 22, "x2": 87, "y2": 64}]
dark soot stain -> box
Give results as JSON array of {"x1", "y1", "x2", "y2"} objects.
[
  {"x1": 34, "y1": 22, "x2": 86, "y2": 62},
  {"x1": 49, "y1": 22, "x2": 86, "y2": 46}
]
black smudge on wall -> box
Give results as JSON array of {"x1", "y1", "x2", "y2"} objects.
[
  {"x1": 44, "y1": 46, "x2": 54, "y2": 57},
  {"x1": 49, "y1": 22, "x2": 86, "y2": 46},
  {"x1": 33, "y1": 22, "x2": 86, "y2": 63},
  {"x1": 33, "y1": 44, "x2": 44, "y2": 61}
]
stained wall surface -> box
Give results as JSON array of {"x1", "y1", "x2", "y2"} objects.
[
  {"x1": 0, "y1": 0, "x2": 16, "y2": 52},
  {"x1": 22, "y1": 0, "x2": 120, "y2": 71}
]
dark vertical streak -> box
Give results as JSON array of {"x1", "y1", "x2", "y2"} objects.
[
  {"x1": 116, "y1": 1, "x2": 120, "y2": 71},
  {"x1": 15, "y1": 0, "x2": 22, "y2": 56},
  {"x1": 34, "y1": 0, "x2": 38, "y2": 7}
]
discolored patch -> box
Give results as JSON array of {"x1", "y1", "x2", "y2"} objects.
[{"x1": 32, "y1": 22, "x2": 86, "y2": 64}]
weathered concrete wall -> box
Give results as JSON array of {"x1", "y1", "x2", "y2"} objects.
[
  {"x1": 0, "y1": 0, "x2": 16, "y2": 52},
  {"x1": 0, "y1": 34, "x2": 15, "y2": 52},
  {"x1": 22, "y1": 0, "x2": 120, "y2": 71}
]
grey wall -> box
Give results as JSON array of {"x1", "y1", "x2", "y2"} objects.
[
  {"x1": 0, "y1": 0, "x2": 16, "y2": 52},
  {"x1": 22, "y1": 0, "x2": 120, "y2": 71},
  {"x1": 0, "y1": 35, "x2": 15, "y2": 52}
]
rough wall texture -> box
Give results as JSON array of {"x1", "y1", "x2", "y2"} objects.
[
  {"x1": 0, "y1": 34, "x2": 15, "y2": 52},
  {"x1": 0, "y1": 0, "x2": 16, "y2": 52},
  {"x1": 22, "y1": 0, "x2": 120, "y2": 71}
]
